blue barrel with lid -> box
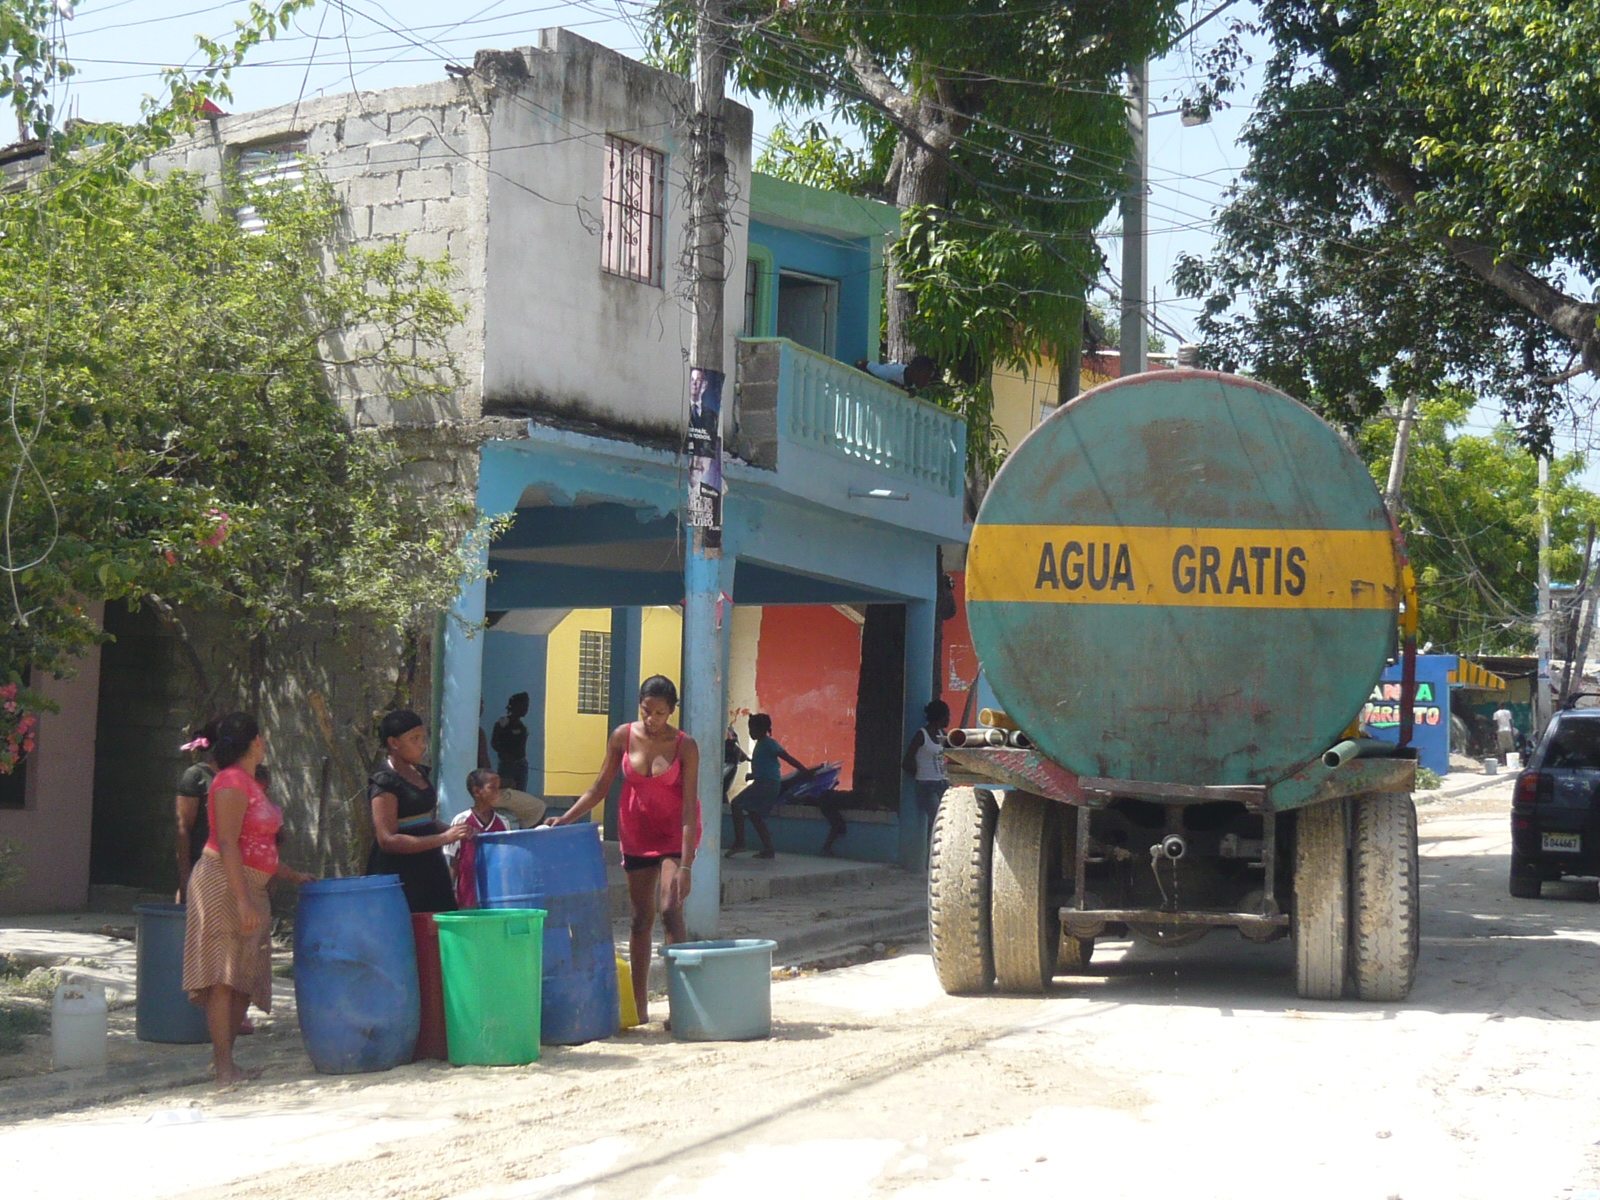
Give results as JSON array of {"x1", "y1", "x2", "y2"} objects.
[
  {"x1": 475, "y1": 824, "x2": 619, "y2": 1044},
  {"x1": 293, "y1": 875, "x2": 420, "y2": 1073}
]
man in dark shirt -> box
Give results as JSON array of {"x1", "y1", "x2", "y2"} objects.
[{"x1": 491, "y1": 692, "x2": 531, "y2": 791}]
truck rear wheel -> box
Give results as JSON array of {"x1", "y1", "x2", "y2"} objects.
[
  {"x1": 1294, "y1": 798, "x2": 1348, "y2": 1000},
  {"x1": 1349, "y1": 793, "x2": 1419, "y2": 1001},
  {"x1": 992, "y1": 792, "x2": 1060, "y2": 993},
  {"x1": 929, "y1": 786, "x2": 998, "y2": 995}
]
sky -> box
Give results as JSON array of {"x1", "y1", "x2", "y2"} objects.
[
  {"x1": 37, "y1": 0, "x2": 1597, "y2": 473},
  {"x1": 46, "y1": 0, "x2": 1253, "y2": 346}
]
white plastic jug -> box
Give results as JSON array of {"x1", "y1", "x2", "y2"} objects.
[
  {"x1": 1507, "y1": 752, "x2": 1522, "y2": 771},
  {"x1": 52, "y1": 982, "x2": 108, "y2": 1070}
]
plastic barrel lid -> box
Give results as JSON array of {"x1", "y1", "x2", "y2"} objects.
[{"x1": 966, "y1": 371, "x2": 1400, "y2": 787}]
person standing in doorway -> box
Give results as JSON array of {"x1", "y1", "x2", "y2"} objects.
[
  {"x1": 1494, "y1": 703, "x2": 1517, "y2": 762},
  {"x1": 904, "y1": 700, "x2": 951, "y2": 846},
  {"x1": 492, "y1": 693, "x2": 531, "y2": 792},
  {"x1": 367, "y1": 710, "x2": 471, "y2": 913},
  {"x1": 548, "y1": 676, "x2": 699, "y2": 1026}
]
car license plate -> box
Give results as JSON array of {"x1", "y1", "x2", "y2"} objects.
[{"x1": 1542, "y1": 832, "x2": 1583, "y2": 853}]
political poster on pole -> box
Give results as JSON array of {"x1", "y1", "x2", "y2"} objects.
[{"x1": 686, "y1": 366, "x2": 723, "y2": 548}]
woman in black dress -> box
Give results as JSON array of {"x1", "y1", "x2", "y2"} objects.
[{"x1": 367, "y1": 710, "x2": 471, "y2": 913}]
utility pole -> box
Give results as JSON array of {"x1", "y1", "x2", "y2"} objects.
[
  {"x1": 1119, "y1": 59, "x2": 1149, "y2": 377},
  {"x1": 1383, "y1": 394, "x2": 1419, "y2": 517},
  {"x1": 681, "y1": 0, "x2": 731, "y2": 937},
  {"x1": 1537, "y1": 454, "x2": 1553, "y2": 732}
]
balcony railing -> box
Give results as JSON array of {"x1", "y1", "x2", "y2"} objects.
[{"x1": 735, "y1": 337, "x2": 965, "y2": 497}]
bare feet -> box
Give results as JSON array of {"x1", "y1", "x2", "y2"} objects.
[
  {"x1": 213, "y1": 1064, "x2": 264, "y2": 1089},
  {"x1": 237, "y1": 1016, "x2": 255, "y2": 1036},
  {"x1": 756, "y1": 848, "x2": 776, "y2": 859},
  {"x1": 723, "y1": 844, "x2": 747, "y2": 858}
]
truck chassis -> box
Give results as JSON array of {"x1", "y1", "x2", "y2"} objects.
[{"x1": 932, "y1": 746, "x2": 1420, "y2": 1002}]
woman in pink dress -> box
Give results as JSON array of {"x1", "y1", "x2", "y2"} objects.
[
  {"x1": 181, "y1": 712, "x2": 313, "y2": 1086},
  {"x1": 549, "y1": 675, "x2": 700, "y2": 1024}
]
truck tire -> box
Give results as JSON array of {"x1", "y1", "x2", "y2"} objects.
[
  {"x1": 992, "y1": 792, "x2": 1060, "y2": 993},
  {"x1": 1294, "y1": 798, "x2": 1348, "y2": 1000},
  {"x1": 929, "y1": 786, "x2": 998, "y2": 995},
  {"x1": 1349, "y1": 793, "x2": 1420, "y2": 1001},
  {"x1": 1508, "y1": 860, "x2": 1543, "y2": 899}
]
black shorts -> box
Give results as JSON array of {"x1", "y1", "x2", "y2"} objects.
[{"x1": 622, "y1": 852, "x2": 681, "y2": 873}]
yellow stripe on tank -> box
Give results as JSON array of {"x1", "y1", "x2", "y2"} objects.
[{"x1": 967, "y1": 524, "x2": 1400, "y2": 610}]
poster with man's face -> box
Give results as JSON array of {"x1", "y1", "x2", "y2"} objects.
[{"x1": 687, "y1": 367, "x2": 723, "y2": 540}]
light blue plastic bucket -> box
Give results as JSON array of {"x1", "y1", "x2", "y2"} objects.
[{"x1": 661, "y1": 939, "x2": 776, "y2": 1041}]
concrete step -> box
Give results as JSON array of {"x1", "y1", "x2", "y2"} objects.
[{"x1": 604, "y1": 852, "x2": 899, "y2": 918}]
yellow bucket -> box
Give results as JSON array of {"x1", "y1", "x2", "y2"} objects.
[{"x1": 617, "y1": 956, "x2": 640, "y2": 1028}]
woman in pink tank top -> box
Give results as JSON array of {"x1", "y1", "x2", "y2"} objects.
[{"x1": 550, "y1": 675, "x2": 700, "y2": 1024}]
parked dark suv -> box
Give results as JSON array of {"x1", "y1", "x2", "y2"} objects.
[{"x1": 1510, "y1": 710, "x2": 1600, "y2": 897}]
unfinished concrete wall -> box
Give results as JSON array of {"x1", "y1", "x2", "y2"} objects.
[
  {"x1": 479, "y1": 29, "x2": 753, "y2": 443},
  {"x1": 155, "y1": 75, "x2": 491, "y2": 429}
]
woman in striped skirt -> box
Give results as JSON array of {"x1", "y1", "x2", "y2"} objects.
[{"x1": 181, "y1": 712, "x2": 313, "y2": 1086}]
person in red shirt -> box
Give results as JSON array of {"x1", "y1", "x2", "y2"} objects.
[
  {"x1": 549, "y1": 676, "x2": 699, "y2": 1025},
  {"x1": 180, "y1": 712, "x2": 313, "y2": 1086}
]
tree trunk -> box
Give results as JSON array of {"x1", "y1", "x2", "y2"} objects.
[{"x1": 886, "y1": 130, "x2": 954, "y2": 361}]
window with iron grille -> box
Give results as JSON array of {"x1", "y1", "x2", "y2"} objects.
[
  {"x1": 601, "y1": 135, "x2": 665, "y2": 286},
  {"x1": 577, "y1": 630, "x2": 612, "y2": 715},
  {"x1": 232, "y1": 138, "x2": 307, "y2": 235}
]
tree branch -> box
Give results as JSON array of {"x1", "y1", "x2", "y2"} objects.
[{"x1": 1372, "y1": 157, "x2": 1600, "y2": 373}]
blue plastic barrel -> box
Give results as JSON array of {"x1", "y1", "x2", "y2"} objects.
[
  {"x1": 661, "y1": 939, "x2": 777, "y2": 1041},
  {"x1": 293, "y1": 876, "x2": 420, "y2": 1073},
  {"x1": 133, "y1": 903, "x2": 209, "y2": 1044},
  {"x1": 475, "y1": 825, "x2": 619, "y2": 1044}
]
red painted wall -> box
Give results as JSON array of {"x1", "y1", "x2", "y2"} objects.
[
  {"x1": 753, "y1": 606, "x2": 861, "y2": 787},
  {"x1": 941, "y1": 571, "x2": 979, "y2": 727}
]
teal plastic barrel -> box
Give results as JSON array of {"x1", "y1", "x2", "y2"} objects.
[
  {"x1": 661, "y1": 939, "x2": 776, "y2": 1041},
  {"x1": 133, "y1": 903, "x2": 208, "y2": 1044},
  {"x1": 434, "y1": 908, "x2": 545, "y2": 1066}
]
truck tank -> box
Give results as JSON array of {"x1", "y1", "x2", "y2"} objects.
[{"x1": 932, "y1": 372, "x2": 1421, "y2": 1005}]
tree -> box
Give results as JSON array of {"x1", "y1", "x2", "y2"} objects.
[
  {"x1": 661, "y1": 1, "x2": 1190, "y2": 468},
  {"x1": 0, "y1": 1, "x2": 487, "y2": 754},
  {"x1": 1358, "y1": 393, "x2": 1600, "y2": 654},
  {"x1": 1176, "y1": 1, "x2": 1600, "y2": 441}
]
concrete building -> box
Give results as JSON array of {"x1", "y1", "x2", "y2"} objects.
[{"x1": 6, "y1": 30, "x2": 968, "y2": 924}]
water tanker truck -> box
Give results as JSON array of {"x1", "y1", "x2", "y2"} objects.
[{"x1": 932, "y1": 370, "x2": 1421, "y2": 1002}]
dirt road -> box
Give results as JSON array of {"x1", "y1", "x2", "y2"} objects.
[{"x1": 8, "y1": 779, "x2": 1600, "y2": 1200}]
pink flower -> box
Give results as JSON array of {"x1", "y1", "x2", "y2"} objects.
[
  {"x1": 0, "y1": 684, "x2": 17, "y2": 701},
  {"x1": 22, "y1": 738, "x2": 34, "y2": 754},
  {"x1": 200, "y1": 510, "x2": 231, "y2": 549},
  {"x1": 4, "y1": 702, "x2": 16, "y2": 716},
  {"x1": 164, "y1": 550, "x2": 177, "y2": 566}
]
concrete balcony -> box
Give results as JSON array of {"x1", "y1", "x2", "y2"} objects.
[{"x1": 733, "y1": 337, "x2": 967, "y2": 538}]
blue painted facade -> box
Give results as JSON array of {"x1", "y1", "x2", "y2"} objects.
[
  {"x1": 479, "y1": 629, "x2": 549, "y2": 794},
  {"x1": 436, "y1": 170, "x2": 965, "y2": 935},
  {"x1": 1362, "y1": 654, "x2": 1455, "y2": 776}
]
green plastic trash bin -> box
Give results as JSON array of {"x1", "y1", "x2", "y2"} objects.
[{"x1": 433, "y1": 908, "x2": 545, "y2": 1066}]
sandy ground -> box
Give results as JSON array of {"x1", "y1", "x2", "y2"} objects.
[{"x1": 8, "y1": 777, "x2": 1600, "y2": 1200}]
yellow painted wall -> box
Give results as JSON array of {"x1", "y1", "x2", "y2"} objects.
[
  {"x1": 542, "y1": 606, "x2": 686, "y2": 798},
  {"x1": 639, "y1": 606, "x2": 683, "y2": 696},
  {"x1": 991, "y1": 357, "x2": 1060, "y2": 455},
  {"x1": 543, "y1": 608, "x2": 613, "y2": 796}
]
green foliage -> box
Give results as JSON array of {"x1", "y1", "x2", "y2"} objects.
[
  {"x1": 0, "y1": 1, "x2": 485, "y2": 723},
  {"x1": 754, "y1": 120, "x2": 885, "y2": 197},
  {"x1": 1416, "y1": 767, "x2": 1441, "y2": 791},
  {"x1": 1357, "y1": 393, "x2": 1600, "y2": 653},
  {"x1": 653, "y1": 0, "x2": 1187, "y2": 469},
  {"x1": 1175, "y1": 0, "x2": 1600, "y2": 441}
]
